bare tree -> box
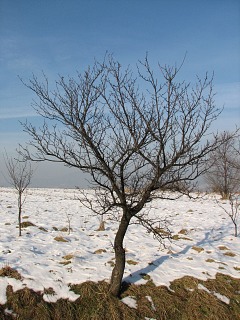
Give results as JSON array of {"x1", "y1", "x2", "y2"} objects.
[
  {"x1": 4, "y1": 155, "x2": 33, "y2": 236},
  {"x1": 218, "y1": 195, "x2": 239, "y2": 237},
  {"x1": 205, "y1": 131, "x2": 240, "y2": 199},
  {"x1": 65, "y1": 212, "x2": 73, "y2": 235},
  {"x1": 19, "y1": 55, "x2": 223, "y2": 296}
]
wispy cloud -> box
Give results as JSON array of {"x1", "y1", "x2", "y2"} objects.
[{"x1": 0, "y1": 102, "x2": 38, "y2": 120}]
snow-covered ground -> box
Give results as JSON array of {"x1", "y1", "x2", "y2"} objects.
[{"x1": 0, "y1": 187, "x2": 239, "y2": 304}]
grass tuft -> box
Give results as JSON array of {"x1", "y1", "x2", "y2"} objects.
[
  {"x1": 39, "y1": 226, "x2": 48, "y2": 232},
  {"x1": 54, "y1": 236, "x2": 69, "y2": 242},
  {"x1": 178, "y1": 229, "x2": 188, "y2": 235},
  {"x1": 223, "y1": 251, "x2": 236, "y2": 257},
  {"x1": 218, "y1": 246, "x2": 229, "y2": 251},
  {"x1": 62, "y1": 254, "x2": 74, "y2": 260},
  {"x1": 126, "y1": 260, "x2": 138, "y2": 265},
  {"x1": 0, "y1": 266, "x2": 22, "y2": 280},
  {"x1": 206, "y1": 258, "x2": 216, "y2": 263},
  {"x1": 94, "y1": 249, "x2": 106, "y2": 254},
  {"x1": 59, "y1": 261, "x2": 71, "y2": 265},
  {"x1": 154, "y1": 228, "x2": 171, "y2": 236},
  {"x1": 20, "y1": 221, "x2": 36, "y2": 228},
  {"x1": 192, "y1": 246, "x2": 204, "y2": 253}
]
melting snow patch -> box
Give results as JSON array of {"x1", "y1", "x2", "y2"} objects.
[
  {"x1": 146, "y1": 295, "x2": 156, "y2": 311},
  {"x1": 121, "y1": 296, "x2": 137, "y2": 309},
  {"x1": 213, "y1": 292, "x2": 230, "y2": 304},
  {"x1": 0, "y1": 278, "x2": 24, "y2": 304},
  {"x1": 4, "y1": 308, "x2": 17, "y2": 317},
  {"x1": 197, "y1": 284, "x2": 230, "y2": 304},
  {"x1": 198, "y1": 283, "x2": 210, "y2": 293}
]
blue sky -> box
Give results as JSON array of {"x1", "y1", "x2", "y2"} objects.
[{"x1": 0, "y1": 0, "x2": 240, "y2": 187}]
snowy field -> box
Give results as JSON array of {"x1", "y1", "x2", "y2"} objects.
[{"x1": 0, "y1": 187, "x2": 239, "y2": 304}]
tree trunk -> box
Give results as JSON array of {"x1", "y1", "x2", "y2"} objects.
[
  {"x1": 234, "y1": 222, "x2": 238, "y2": 237},
  {"x1": 231, "y1": 217, "x2": 238, "y2": 237},
  {"x1": 109, "y1": 210, "x2": 131, "y2": 297},
  {"x1": 18, "y1": 193, "x2": 22, "y2": 236}
]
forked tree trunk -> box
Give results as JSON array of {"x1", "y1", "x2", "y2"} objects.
[{"x1": 109, "y1": 210, "x2": 131, "y2": 297}]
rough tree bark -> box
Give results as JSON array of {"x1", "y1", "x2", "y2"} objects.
[{"x1": 110, "y1": 210, "x2": 131, "y2": 296}]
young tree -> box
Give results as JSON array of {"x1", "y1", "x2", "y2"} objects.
[
  {"x1": 5, "y1": 155, "x2": 33, "y2": 236},
  {"x1": 205, "y1": 131, "x2": 240, "y2": 199},
  {"x1": 20, "y1": 55, "x2": 223, "y2": 296},
  {"x1": 218, "y1": 194, "x2": 239, "y2": 237}
]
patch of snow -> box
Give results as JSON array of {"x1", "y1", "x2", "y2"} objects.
[
  {"x1": 213, "y1": 292, "x2": 230, "y2": 304},
  {"x1": 4, "y1": 308, "x2": 17, "y2": 317},
  {"x1": 0, "y1": 277, "x2": 25, "y2": 304},
  {"x1": 198, "y1": 283, "x2": 210, "y2": 293},
  {"x1": 121, "y1": 296, "x2": 137, "y2": 309},
  {"x1": 146, "y1": 295, "x2": 156, "y2": 311}
]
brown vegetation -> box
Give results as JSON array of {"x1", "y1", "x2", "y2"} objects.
[{"x1": 0, "y1": 267, "x2": 239, "y2": 319}]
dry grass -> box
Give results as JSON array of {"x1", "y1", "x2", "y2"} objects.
[
  {"x1": 172, "y1": 234, "x2": 180, "y2": 240},
  {"x1": 223, "y1": 251, "x2": 236, "y2": 257},
  {"x1": 0, "y1": 266, "x2": 22, "y2": 280},
  {"x1": 107, "y1": 260, "x2": 115, "y2": 268},
  {"x1": 218, "y1": 246, "x2": 229, "y2": 251},
  {"x1": 126, "y1": 260, "x2": 138, "y2": 265},
  {"x1": 54, "y1": 236, "x2": 69, "y2": 242},
  {"x1": 62, "y1": 254, "x2": 74, "y2": 260},
  {"x1": 94, "y1": 249, "x2": 106, "y2": 254},
  {"x1": 206, "y1": 258, "x2": 216, "y2": 263},
  {"x1": 59, "y1": 261, "x2": 71, "y2": 265},
  {"x1": 20, "y1": 221, "x2": 36, "y2": 228},
  {"x1": 178, "y1": 229, "x2": 188, "y2": 235},
  {"x1": 154, "y1": 228, "x2": 171, "y2": 236},
  {"x1": 172, "y1": 233, "x2": 192, "y2": 241},
  {"x1": 192, "y1": 246, "x2": 204, "y2": 253},
  {"x1": 38, "y1": 227, "x2": 48, "y2": 232},
  {"x1": 0, "y1": 270, "x2": 239, "y2": 320}
]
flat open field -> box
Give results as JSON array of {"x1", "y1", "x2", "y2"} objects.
[{"x1": 0, "y1": 188, "x2": 239, "y2": 319}]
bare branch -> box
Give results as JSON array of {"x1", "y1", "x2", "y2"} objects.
[{"x1": 19, "y1": 54, "x2": 224, "y2": 296}]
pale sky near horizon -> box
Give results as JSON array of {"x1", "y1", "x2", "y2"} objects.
[{"x1": 0, "y1": 0, "x2": 240, "y2": 188}]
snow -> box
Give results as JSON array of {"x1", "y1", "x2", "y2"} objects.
[
  {"x1": 4, "y1": 309, "x2": 17, "y2": 317},
  {"x1": 213, "y1": 292, "x2": 230, "y2": 304},
  {"x1": 146, "y1": 295, "x2": 156, "y2": 311},
  {"x1": 0, "y1": 187, "x2": 239, "y2": 303},
  {"x1": 197, "y1": 284, "x2": 230, "y2": 304},
  {"x1": 121, "y1": 296, "x2": 137, "y2": 309}
]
